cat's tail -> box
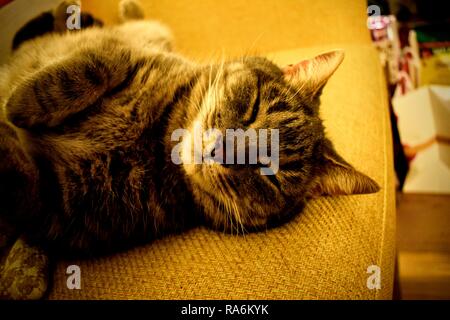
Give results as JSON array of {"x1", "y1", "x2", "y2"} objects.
[{"x1": 119, "y1": 0, "x2": 145, "y2": 22}]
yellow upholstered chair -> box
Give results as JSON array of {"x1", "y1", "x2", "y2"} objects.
[{"x1": 48, "y1": 0, "x2": 396, "y2": 299}]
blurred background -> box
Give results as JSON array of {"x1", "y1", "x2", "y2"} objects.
[{"x1": 367, "y1": 0, "x2": 450, "y2": 299}]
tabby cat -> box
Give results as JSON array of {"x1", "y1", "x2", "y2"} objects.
[{"x1": 0, "y1": 0, "x2": 379, "y2": 255}]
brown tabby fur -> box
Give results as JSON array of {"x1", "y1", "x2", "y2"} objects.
[{"x1": 0, "y1": 2, "x2": 379, "y2": 256}]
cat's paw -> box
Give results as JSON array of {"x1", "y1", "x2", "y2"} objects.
[{"x1": 119, "y1": 0, "x2": 145, "y2": 22}]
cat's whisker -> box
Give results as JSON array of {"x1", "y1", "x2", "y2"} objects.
[
  {"x1": 219, "y1": 177, "x2": 237, "y2": 234},
  {"x1": 207, "y1": 166, "x2": 231, "y2": 233},
  {"x1": 211, "y1": 167, "x2": 240, "y2": 235},
  {"x1": 219, "y1": 172, "x2": 247, "y2": 236}
]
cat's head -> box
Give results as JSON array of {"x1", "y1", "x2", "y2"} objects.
[{"x1": 179, "y1": 50, "x2": 379, "y2": 232}]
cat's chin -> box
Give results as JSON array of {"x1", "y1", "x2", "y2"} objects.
[
  {"x1": 183, "y1": 164, "x2": 219, "y2": 197},
  {"x1": 182, "y1": 161, "x2": 226, "y2": 181}
]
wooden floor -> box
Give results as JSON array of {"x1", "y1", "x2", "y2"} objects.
[{"x1": 396, "y1": 193, "x2": 450, "y2": 300}]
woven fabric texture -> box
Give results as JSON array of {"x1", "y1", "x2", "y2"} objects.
[
  {"x1": 48, "y1": 42, "x2": 396, "y2": 299},
  {"x1": 82, "y1": 0, "x2": 372, "y2": 59}
]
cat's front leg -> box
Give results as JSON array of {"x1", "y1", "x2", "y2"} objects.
[
  {"x1": 0, "y1": 121, "x2": 39, "y2": 223},
  {"x1": 0, "y1": 128, "x2": 49, "y2": 299},
  {"x1": 5, "y1": 47, "x2": 135, "y2": 129}
]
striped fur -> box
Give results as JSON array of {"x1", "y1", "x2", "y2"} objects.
[{"x1": 0, "y1": 10, "x2": 379, "y2": 255}]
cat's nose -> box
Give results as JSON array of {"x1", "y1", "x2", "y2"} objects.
[{"x1": 203, "y1": 134, "x2": 226, "y2": 164}]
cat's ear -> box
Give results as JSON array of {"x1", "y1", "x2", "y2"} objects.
[
  {"x1": 310, "y1": 140, "x2": 380, "y2": 196},
  {"x1": 283, "y1": 50, "x2": 344, "y2": 99}
]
